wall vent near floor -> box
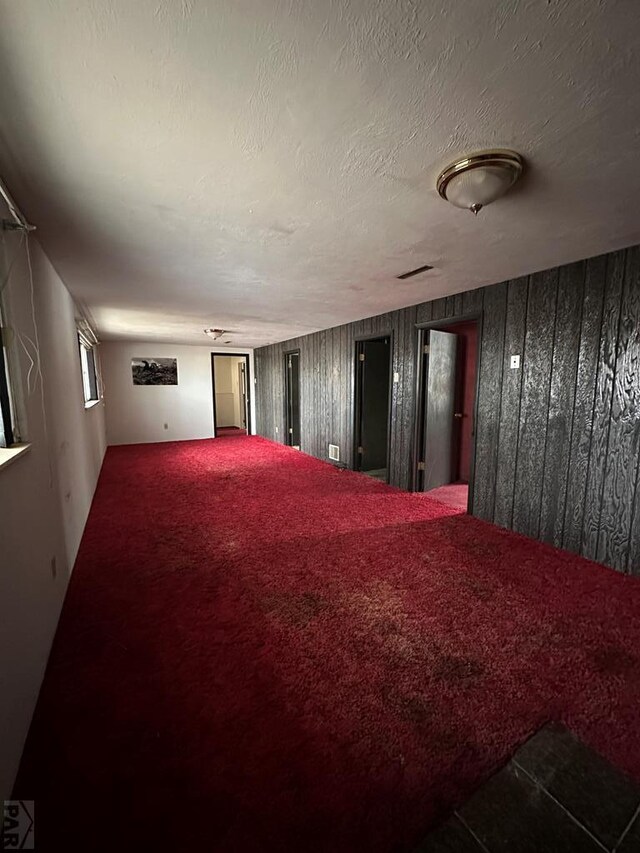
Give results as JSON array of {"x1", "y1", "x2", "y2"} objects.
[{"x1": 328, "y1": 444, "x2": 340, "y2": 462}]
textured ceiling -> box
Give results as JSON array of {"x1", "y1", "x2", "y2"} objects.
[{"x1": 0, "y1": 0, "x2": 639, "y2": 347}]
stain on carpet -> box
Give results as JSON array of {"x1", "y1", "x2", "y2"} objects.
[{"x1": 261, "y1": 591, "x2": 329, "y2": 627}]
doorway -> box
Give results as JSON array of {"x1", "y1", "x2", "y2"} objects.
[
  {"x1": 414, "y1": 319, "x2": 479, "y2": 511},
  {"x1": 211, "y1": 353, "x2": 251, "y2": 437},
  {"x1": 284, "y1": 350, "x2": 301, "y2": 449},
  {"x1": 354, "y1": 335, "x2": 392, "y2": 482}
]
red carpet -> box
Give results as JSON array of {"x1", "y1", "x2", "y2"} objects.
[
  {"x1": 15, "y1": 437, "x2": 640, "y2": 852},
  {"x1": 217, "y1": 426, "x2": 247, "y2": 436},
  {"x1": 425, "y1": 482, "x2": 469, "y2": 511}
]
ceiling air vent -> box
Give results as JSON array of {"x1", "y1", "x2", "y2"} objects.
[{"x1": 397, "y1": 264, "x2": 434, "y2": 280}]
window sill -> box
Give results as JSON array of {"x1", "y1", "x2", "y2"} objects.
[
  {"x1": 0, "y1": 443, "x2": 31, "y2": 473},
  {"x1": 84, "y1": 399, "x2": 102, "y2": 410}
]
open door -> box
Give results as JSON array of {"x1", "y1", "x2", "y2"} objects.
[
  {"x1": 284, "y1": 350, "x2": 300, "y2": 449},
  {"x1": 421, "y1": 329, "x2": 458, "y2": 491},
  {"x1": 355, "y1": 336, "x2": 391, "y2": 481},
  {"x1": 211, "y1": 353, "x2": 252, "y2": 437}
]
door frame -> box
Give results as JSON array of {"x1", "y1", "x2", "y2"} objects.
[
  {"x1": 211, "y1": 353, "x2": 252, "y2": 437},
  {"x1": 283, "y1": 348, "x2": 301, "y2": 447},
  {"x1": 411, "y1": 314, "x2": 482, "y2": 513},
  {"x1": 353, "y1": 332, "x2": 394, "y2": 482}
]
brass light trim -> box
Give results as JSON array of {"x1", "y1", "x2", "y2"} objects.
[{"x1": 436, "y1": 149, "x2": 524, "y2": 214}]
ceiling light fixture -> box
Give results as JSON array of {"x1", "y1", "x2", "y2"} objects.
[
  {"x1": 204, "y1": 328, "x2": 225, "y2": 340},
  {"x1": 437, "y1": 149, "x2": 524, "y2": 215}
]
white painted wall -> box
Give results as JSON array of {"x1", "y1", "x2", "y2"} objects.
[
  {"x1": 101, "y1": 343, "x2": 254, "y2": 445},
  {"x1": 0, "y1": 230, "x2": 106, "y2": 801}
]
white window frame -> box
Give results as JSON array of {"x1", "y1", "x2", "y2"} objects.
[{"x1": 78, "y1": 332, "x2": 99, "y2": 407}]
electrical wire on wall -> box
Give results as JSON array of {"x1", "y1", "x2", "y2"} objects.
[
  {"x1": 24, "y1": 235, "x2": 52, "y2": 488},
  {"x1": 1, "y1": 175, "x2": 36, "y2": 419},
  {"x1": 0, "y1": 231, "x2": 39, "y2": 399},
  {"x1": 0, "y1": 176, "x2": 54, "y2": 487},
  {"x1": 0, "y1": 230, "x2": 25, "y2": 297},
  {"x1": 0, "y1": 227, "x2": 28, "y2": 439}
]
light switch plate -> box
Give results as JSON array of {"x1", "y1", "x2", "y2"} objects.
[
  {"x1": 393, "y1": 372, "x2": 400, "y2": 383},
  {"x1": 510, "y1": 355, "x2": 520, "y2": 369}
]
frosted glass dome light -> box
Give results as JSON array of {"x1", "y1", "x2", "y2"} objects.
[{"x1": 437, "y1": 150, "x2": 524, "y2": 215}]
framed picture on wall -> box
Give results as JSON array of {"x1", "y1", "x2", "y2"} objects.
[{"x1": 131, "y1": 358, "x2": 178, "y2": 385}]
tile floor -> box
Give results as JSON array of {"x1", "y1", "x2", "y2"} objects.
[{"x1": 415, "y1": 723, "x2": 640, "y2": 852}]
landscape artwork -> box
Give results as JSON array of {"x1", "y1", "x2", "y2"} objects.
[{"x1": 131, "y1": 357, "x2": 178, "y2": 385}]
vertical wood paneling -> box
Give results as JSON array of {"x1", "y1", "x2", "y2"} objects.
[
  {"x1": 399, "y1": 306, "x2": 418, "y2": 489},
  {"x1": 597, "y1": 247, "x2": 640, "y2": 570},
  {"x1": 312, "y1": 332, "x2": 321, "y2": 456},
  {"x1": 254, "y1": 352, "x2": 263, "y2": 433},
  {"x1": 319, "y1": 329, "x2": 328, "y2": 457},
  {"x1": 582, "y1": 252, "x2": 624, "y2": 559},
  {"x1": 345, "y1": 325, "x2": 355, "y2": 469},
  {"x1": 463, "y1": 288, "x2": 483, "y2": 316},
  {"x1": 416, "y1": 300, "x2": 432, "y2": 324},
  {"x1": 274, "y1": 345, "x2": 284, "y2": 442},
  {"x1": 388, "y1": 311, "x2": 400, "y2": 485},
  {"x1": 494, "y1": 277, "x2": 528, "y2": 529},
  {"x1": 473, "y1": 284, "x2": 507, "y2": 521},
  {"x1": 512, "y1": 269, "x2": 558, "y2": 538},
  {"x1": 340, "y1": 324, "x2": 348, "y2": 461},
  {"x1": 539, "y1": 262, "x2": 585, "y2": 547},
  {"x1": 330, "y1": 327, "x2": 338, "y2": 453},
  {"x1": 432, "y1": 298, "x2": 447, "y2": 321},
  {"x1": 255, "y1": 244, "x2": 640, "y2": 574},
  {"x1": 562, "y1": 255, "x2": 607, "y2": 554}
]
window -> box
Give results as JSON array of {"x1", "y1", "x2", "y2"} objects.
[
  {"x1": 0, "y1": 324, "x2": 15, "y2": 447},
  {"x1": 78, "y1": 333, "x2": 99, "y2": 405}
]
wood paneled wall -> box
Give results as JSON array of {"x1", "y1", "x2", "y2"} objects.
[{"x1": 255, "y1": 245, "x2": 640, "y2": 574}]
